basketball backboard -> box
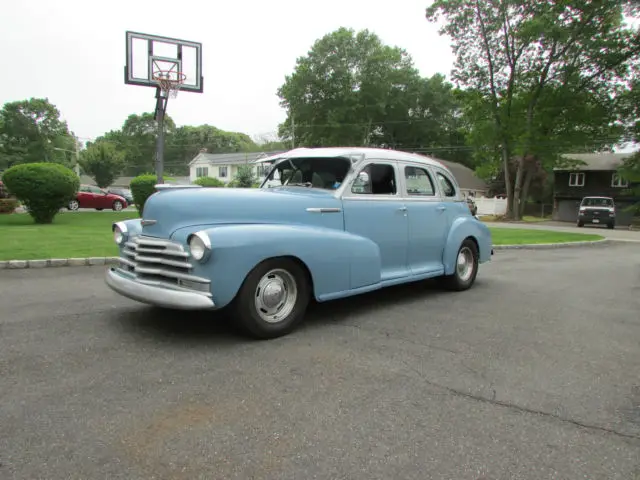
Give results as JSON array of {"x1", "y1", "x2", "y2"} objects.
[{"x1": 124, "y1": 31, "x2": 203, "y2": 93}]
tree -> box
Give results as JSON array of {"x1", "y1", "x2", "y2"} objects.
[
  {"x1": 232, "y1": 164, "x2": 257, "y2": 188},
  {"x1": 426, "y1": 0, "x2": 640, "y2": 219},
  {"x1": 0, "y1": 98, "x2": 76, "y2": 170},
  {"x1": 80, "y1": 141, "x2": 125, "y2": 188},
  {"x1": 276, "y1": 28, "x2": 465, "y2": 155}
]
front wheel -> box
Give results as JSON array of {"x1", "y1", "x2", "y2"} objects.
[
  {"x1": 232, "y1": 258, "x2": 310, "y2": 339},
  {"x1": 112, "y1": 200, "x2": 124, "y2": 212},
  {"x1": 441, "y1": 239, "x2": 479, "y2": 291}
]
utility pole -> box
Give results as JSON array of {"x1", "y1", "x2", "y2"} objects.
[
  {"x1": 74, "y1": 139, "x2": 80, "y2": 176},
  {"x1": 291, "y1": 111, "x2": 295, "y2": 149}
]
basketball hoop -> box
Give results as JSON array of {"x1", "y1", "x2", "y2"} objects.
[{"x1": 153, "y1": 70, "x2": 187, "y2": 99}]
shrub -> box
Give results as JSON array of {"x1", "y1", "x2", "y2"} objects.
[
  {"x1": 130, "y1": 174, "x2": 158, "y2": 215},
  {"x1": 0, "y1": 198, "x2": 18, "y2": 214},
  {"x1": 2, "y1": 163, "x2": 79, "y2": 224},
  {"x1": 193, "y1": 176, "x2": 225, "y2": 187},
  {"x1": 233, "y1": 164, "x2": 258, "y2": 188}
]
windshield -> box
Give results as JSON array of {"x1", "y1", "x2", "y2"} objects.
[
  {"x1": 261, "y1": 157, "x2": 352, "y2": 190},
  {"x1": 581, "y1": 197, "x2": 613, "y2": 207}
]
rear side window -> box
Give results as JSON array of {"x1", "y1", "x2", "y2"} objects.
[
  {"x1": 404, "y1": 166, "x2": 435, "y2": 196},
  {"x1": 436, "y1": 171, "x2": 457, "y2": 197}
]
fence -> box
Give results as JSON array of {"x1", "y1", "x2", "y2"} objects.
[{"x1": 474, "y1": 196, "x2": 508, "y2": 216}]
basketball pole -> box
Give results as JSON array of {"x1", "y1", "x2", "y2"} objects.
[{"x1": 154, "y1": 87, "x2": 167, "y2": 184}]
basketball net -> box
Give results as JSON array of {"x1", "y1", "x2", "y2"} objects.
[{"x1": 153, "y1": 71, "x2": 187, "y2": 99}]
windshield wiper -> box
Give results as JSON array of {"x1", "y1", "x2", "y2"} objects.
[{"x1": 286, "y1": 182, "x2": 313, "y2": 187}]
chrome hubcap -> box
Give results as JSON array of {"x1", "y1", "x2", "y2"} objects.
[
  {"x1": 254, "y1": 269, "x2": 298, "y2": 323},
  {"x1": 456, "y1": 246, "x2": 475, "y2": 282},
  {"x1": 114, "y1": 202, "x2": 122, "y2": 211},
  {"x1": 70, "y1": 201, "x2": 78, "y2": 210}
]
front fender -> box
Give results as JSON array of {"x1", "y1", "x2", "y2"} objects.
[
  {"x1": 171, "y1": 223, "x2": 382, "y2": 308},
  {"x1": 442, "y1": 217, "x2": 492, "y2": 275},
  {"x1": 114, "y1": 218, "x2": 142, "y2": 255}
]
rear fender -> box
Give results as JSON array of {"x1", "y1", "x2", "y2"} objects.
[
  {"x1": 171, "y1": 223, "x2": 382, "y2": 308},
  {"x1": 442, "y1": 217, "x2": 492, "y2": 274}
]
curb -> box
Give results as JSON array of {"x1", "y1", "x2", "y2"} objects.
[
  {"x1": 0, "y1": 238, "x2": 610, "y2": 269},
  {"x1": 0, "y1": 257, "x2": 120, "y2": 270},
  {"x1": 493, "y1": 238, "x2": 609, "y2": 250}
]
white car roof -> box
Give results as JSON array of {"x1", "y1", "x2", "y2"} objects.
[{"x1": 253, "y1": 146, "x2": 451, "y2": 171}]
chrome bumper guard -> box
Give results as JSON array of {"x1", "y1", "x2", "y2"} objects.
[{"x1": 106, "y1": 268, "x2": 215, "y2": 310}]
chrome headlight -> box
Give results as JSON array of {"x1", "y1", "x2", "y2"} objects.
[
  {"x1": 113, "y1": 222, "x2": 127, "y2": 245},
  {"x1": 188, "y1": 231, "x2": 211, "y2": 262}
]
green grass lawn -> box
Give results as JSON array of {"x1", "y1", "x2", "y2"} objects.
[
  {"x1": 0, "y1": 212, "x2": 136, "y2": 261},
  {"x1": 0, "y1": 212, "x2": 605, "y2": 261},
  {"x1": 488, "y1": 227, "x2": 603, "y2": 245}
]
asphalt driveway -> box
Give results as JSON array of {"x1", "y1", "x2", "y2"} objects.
[{"x1": 1, "y1": 244, "x2": 639, "y2": 479}]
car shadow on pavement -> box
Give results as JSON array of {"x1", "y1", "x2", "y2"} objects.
[{"x1": 113, "y1": 278, "x2": 483, "y2": 343}]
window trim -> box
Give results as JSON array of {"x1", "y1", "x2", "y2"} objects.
[
  {"x1": 402, "y1": 164, "x2": 437, "y2": 198},
  {"x1": 195, "y1": 166, "x2": 209, "y2": 178},
  {"x1": 569, "y1": 172, "x2": 585, "y2": 187},
  {"x1": 432, "y1": 167, "x2": 460, "y2": 200},
  {"x1": 342, "y1": 160, "x2": 401, "y2": 200},
  {"x1": 611, "y1": 173, "x2": 628, "y2": 188},
  {"x1": 218, "y1": 166, "x2": 228, "y2": 178}
]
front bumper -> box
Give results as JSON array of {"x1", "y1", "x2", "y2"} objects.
[
  {"x1": 105, "y1": 267, "x2": 215, "y2": 310},
  {"x1": 579, "y1": 214, "x2": 614, "y2": 224}
]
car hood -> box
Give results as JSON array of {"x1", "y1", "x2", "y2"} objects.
[{"x1": 140, "y1": 186, "x2": 342, "y2": 238}]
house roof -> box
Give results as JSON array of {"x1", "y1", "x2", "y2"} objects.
[
  {"x1": 436, "y1": 158, "x2": 488, "y2": 191},
  {"x1": 555, "y1": 152, "x2": 635, "y2": 171},
  {"x1": 189, "y1": 151, "x2": 286, "y2": 167}
]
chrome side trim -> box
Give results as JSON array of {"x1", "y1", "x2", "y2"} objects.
[
  {"x1": 306, "y1": 207, "x2": 342, "y2": 213},
  {"x1": 140, "y1": 219, "x2": 157, "y2": 226}
]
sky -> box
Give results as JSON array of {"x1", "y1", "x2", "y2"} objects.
[{"x1": 1, "y1": 0, "x2": 454, "y2": 145}]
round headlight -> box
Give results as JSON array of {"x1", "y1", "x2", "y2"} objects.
[
  {"x1": 113, "y1": 223, "x2": 127, "y2": 245},
  {"x1": 189, "y1": 232, "x2": 210, "y2": 261}
]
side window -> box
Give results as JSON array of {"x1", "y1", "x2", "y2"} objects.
[
  {"x1": 404, "y1": 166, "x2": 435, "y2": 196},
  {"x1": 436, "y1": 171, "x2": 457, "y2": 197},
  {"x1": 90, "y1": 186, "x2": 103, "y2": 194},
  {"x1": 351, "y1": 163, "x2": 397, "y2": 195}
]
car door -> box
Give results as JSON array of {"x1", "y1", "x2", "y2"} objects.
[
  {"x1": 76, "y1": 186, "x2": 93, "y2": 208},
  {"x1": 401, "y1": 163, "x2": 449, "y2": 276},
  {"x1": 342, "y1": 160, "x2": 409, "y2": 282}
]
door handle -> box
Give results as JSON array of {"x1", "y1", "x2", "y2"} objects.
[
  {"x1": 397, "y1": 206, "x2": 407, "y2": 212},
  {"x1": 437, "y1": 205, "x2": 447, "y2": 212}
]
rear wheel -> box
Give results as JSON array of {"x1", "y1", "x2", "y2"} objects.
[
  {"x1": 607, "y1": 221, "x2": 615, "y2": 229},
  {"x1": 112, "y1": 200, "x2": 124, "y2": 211},
  {"x1": 68, "y1": 200, "x2": 79, "y2": 211},
  {"x1": 577, "y1": 220, "x2": 584, "y2": 227},
  {"x1": 441, "y1": 239, "x2": 479, "y2": 291},
  {"x1": 232, "y1": 258, "x2": 310, "y2": 339}
]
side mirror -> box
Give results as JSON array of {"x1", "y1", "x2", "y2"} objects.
[{"x1": 357, "y1": 171, "x2": 369, "y2": 184}]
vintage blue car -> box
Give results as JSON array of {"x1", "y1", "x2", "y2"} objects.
[{"x1": 106, "y1": 147, "x2": 493, "y2": 339}]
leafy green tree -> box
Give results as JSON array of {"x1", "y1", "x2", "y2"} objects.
[
  {"x1": 276, "y1": 28, "x2": 465, "y2": 156},
  {"x1": 80, "y1": 141, "x2": 124, "y2": 188},
  {"x1": 426, "y1": 0, "x2": 640, "y2": 219},
  {"x1": 232, "y1": 164, "x2": 257, "y2": 188},
  {"x1": 0, "y1": 98, "x2": 76, "y2": 170}
]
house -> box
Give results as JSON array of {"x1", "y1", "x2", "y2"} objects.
[
  {"x1": 79, "y1": 175, "x2": 191, "y2": 188},
  {"x1": 188, "y1": 151, "x2": 285, "y2": 184},
  {"x1": 552, "y1": 152, "x2": 639, "y2": 226}
]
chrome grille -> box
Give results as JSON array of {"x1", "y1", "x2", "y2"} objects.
[{"x1": 118, "y1": 235, "x2": 211, "y2": 294}]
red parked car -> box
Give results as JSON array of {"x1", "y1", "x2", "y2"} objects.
[{"x1": 68, "y1": 185, "x2": 128, "y2": 211}]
